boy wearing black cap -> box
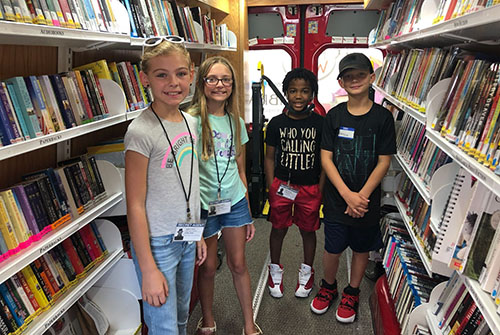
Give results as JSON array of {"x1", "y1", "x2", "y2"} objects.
[{"x1": 310, "y1": 53, "x2": 396, "y2": 323}]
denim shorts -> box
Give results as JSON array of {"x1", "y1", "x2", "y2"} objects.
[
  {"x1": 202, "y1": 197, "x2": 253, "y2": 239},
  {"x1": 323, "y1": 219, "x2": 383, "y2": 254},
  {"x1": 131, "y1": 235, "x2": 196, "y2": 335}
]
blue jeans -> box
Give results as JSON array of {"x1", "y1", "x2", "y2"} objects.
[
  {"x1": 131, "y1": 235, "x2": 196, "y2": 335},
  {"x1": 202, "y1": 197, "x2": 253, "y2": 239}
]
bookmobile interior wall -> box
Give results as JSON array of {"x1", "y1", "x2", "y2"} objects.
[
  {"x1": 0, "y1": 0, "x2": 245, "y2": 333},
  {"x1": 1, "y1": 0, "x2": 500, "y2": 334}
]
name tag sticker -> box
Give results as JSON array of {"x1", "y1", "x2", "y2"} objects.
[
  {"x1": 339, "y1": 127, "x2": 355, "y2": 139},
  {"x1": 277, "y1": 184, "x2": 299, "y2": 200},
  {"x1": 208, "y1": 199, "x2": 232, "y2": 217},
  {"x1": 174, "y1": 223, "x2": 205, "y2": 242}
]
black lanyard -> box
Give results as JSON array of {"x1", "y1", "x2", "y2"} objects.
[
  {"x1": 213, "y1": 113, "x2": 233, "y2": 199},
  {"x1": 151, "y1": 106, "x2": 194, "y2": 221}
]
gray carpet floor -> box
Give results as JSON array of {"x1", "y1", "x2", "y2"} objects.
[{"x1": 187, "y1": 218, "x2": 376, "y2": 335}]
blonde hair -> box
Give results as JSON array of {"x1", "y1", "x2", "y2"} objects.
[
  {"x1": 140, "y1": 40, "x2": 192, "y2": 73},
  {"x1": 188, "y1": 56, "x2": 242, "y2": 161}
]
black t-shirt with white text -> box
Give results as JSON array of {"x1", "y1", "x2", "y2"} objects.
[
  {"x1": 321, "y1": 102, "x2": 396, "y2": 226},
  {"x1": 266, "y1": 112, "x2": 324, "y2": 185}
]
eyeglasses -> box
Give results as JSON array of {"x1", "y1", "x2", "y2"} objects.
[
  {"x1": 142, "y1": 35, "x2": 185, "y2": 54},
  {"x1": 204, "y1": 77, "x2": 233, "y2": 87}
]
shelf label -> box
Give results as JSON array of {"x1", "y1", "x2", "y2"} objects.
[
  {"x1": 355, "y1": 37, "x2": 368, "y2": 44},
  {"x1": 44, "y1": 307, "x2": 67, "y2": 329},
  {"x1": 40, "y1": 29, "x2": 64, "y2": 36},
  {"x1": 248, "y1": 38, "x2": 257, "y2": 46},
  {"x1": 39, "y1": 236, "x2": 63, "y2": 254},
  {"x1": 283, "y1": 37, "x2": 294, "y2": 44},
  {"x1": 39, "y1": 134, "x2": 63, "y2": 145},
  {"x1": 453, "y1": 19, "x2": 468, "y2": 27},
  {"x1": 451, "y1": 151, "x2": 486, "y2": 181}
]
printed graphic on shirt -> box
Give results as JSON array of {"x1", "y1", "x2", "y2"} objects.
[
  {"x1": 213, "y1": 129, "x2": 234, "y2": 158},
  {"x1": 278, "y1": 127, "x2": 318, "y2": 171},
  {"x1": 161, "y1": 132, "x2": 197, "y2": 169},
  {"x1": 335, "y1": 129, "x2": 376, "y2": 185}
]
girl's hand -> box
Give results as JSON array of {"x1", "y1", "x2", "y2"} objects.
[
  {"x1": 196, "y1": 239, "x2": 207, "y2": 265},
  {"x1": 345, "y1": 205, "x2": 365, "y2": 219},
  {"x1": 246, "y1": 223, "x2": 256, "y2": 242},
  {"x1": 142, "y1": 268, "x2": 168, "y2": 307}
]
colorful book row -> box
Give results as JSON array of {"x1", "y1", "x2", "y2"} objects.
[
  {"x1": 0, "y1": 154, "x2": 106, "y2": 263},
  {"x1": 0, "y1": 221, "x2": 107, "y2": 334},
  {"x1": 0, "y1": 0, "x2": 124, "y2": 33},
  {"x1": 0, "y1": 70, "x2": 110, "y2": 147}
]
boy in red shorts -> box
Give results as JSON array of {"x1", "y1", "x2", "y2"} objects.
[{"x1": 265, "y1": 68, "x2": 324, "y2": 298}]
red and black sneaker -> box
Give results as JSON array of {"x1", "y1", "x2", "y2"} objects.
[
  {"x1": 310, "y1": 279, "x2": 338, "y2": 314},
  {"x1": 336, "y1": 289, "x2": 360, "y2": 323}
]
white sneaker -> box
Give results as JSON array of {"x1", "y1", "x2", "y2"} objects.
[
  {"x1": 295, "y1": 263, "x2": 314, "y2": 298},
  {"x1": 267, "y1": 264, "x2": 284, "y2": 298}
]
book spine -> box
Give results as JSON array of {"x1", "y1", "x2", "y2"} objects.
[
  {"x1": 70, "y1": 70, "x2": 94, "y2": 121},
  {"x1": 51, "y1": 245, "x2": 77, "y2": 282},
  {"x1": 90, "y1": 221, "x2": 106, "y2": 253},
  {"x1": 25, "y1": 75, "x2": 55, "y2": 134},
  {"x1": 88, "y1": 156, "x2": 106, "y2": 196},
  {"x1": 0, "y1": 292, "x2": 15, "y2": 334},
  {"x1": 49, "y1": 74, "x2": 77, "y2": 128},
  {"x1": 61, "y1": 238, "x2": 85, "y2": 275},
  {"x1": 15, "y1": 272, "x2": 41, "y2": 312},
  {"x1": 86, "y1": 69, "x2": 107, "y2": 117},
  {"x1": 0, "y1": 283, "x2": 23, "y2": 327},
  {"x1": 125, "y1": 61, "x2": 143, "y2": 108},
  {"x1": 9, "y1": 276, "x2": 35, "y2": 315},
  {"x1": 38, "y1": 74, "x2": 65, "y2": 132},
  {"x1": 0, "y1": 82, "x2": 23, "y2": 142},
  {"x1": 23, "y1": 182, "x2": 51, "y2": 232},
  {"x1": 20, "y1": 266, "x2": 49, "y2": 308},
  {"x1": 7, "y1": 77, "x2": 42, "y2": 137},
  {"x1": 79, "y1": 70, "x2": 101, "y2": 119},
  {"x1": 5, "y1": 82, "x2": 31, "y2": 140}
]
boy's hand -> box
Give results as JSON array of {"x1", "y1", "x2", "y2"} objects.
[
  {"x1": 196, "y1": 239, "x2": 207, "y2": 266},
  {"x1": 343, "y1": 190, "x2": 369, "y2": 213},
  {"x1": 142, "y1": 268, "x2": 169, "y2": 307},
  {"x1": 345, "y1": 205, "x2": 366, "y2": 218}
]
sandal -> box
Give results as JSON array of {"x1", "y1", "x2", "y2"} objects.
[
  {"x1": 196, "y1": 318, "x2": 216, "y2": 335},
  {"x1": 242, "y1": 323, "x2": 262, "y2": 335}
]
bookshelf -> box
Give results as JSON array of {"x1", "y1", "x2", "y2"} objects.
[
  {"x1": 0, "y1": 160, "x2": 122, "y2": 285},
  {"x1": 369, "y1": 4, "x2": 500, "y2": 50},
  {"x1": 394, "y1": 196, "x2": 433, "y2": 277},
  {"x1": 0, "y1": 1, "x2": 244, "y2": 332},
  {"x1": 371, "y1": 2, "x2": 500, "y2": 333},
  {"x1": 395, "y1": 153, "x2": 431, "y2": 205},
  {"x1": 22, "y1": 220, "x2": 124, "y2": 334},
  {"x1": 373, "y1": 84, "x2": 426, "y2": 124}
]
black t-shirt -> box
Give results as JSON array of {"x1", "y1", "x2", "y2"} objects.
[
  {"x1": 266, "y1": 111, "x2": 324, "y2": 185},
  {"x1": 321, "y1": 102, "x2": 396, "y2": 226}
]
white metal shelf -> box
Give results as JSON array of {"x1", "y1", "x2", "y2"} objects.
[
  {"x1": 0, "y1": 192, "x2": 122, "y2": 285},
  {"x1": 0, "y1": 114, "x2": 128, "y2": 161},
  {"x1": 463, "y1": 275, "x2": 500, "y2": 335},
  {"x1": 373, "y1": 84, "x2": 426, "y2": 124},
  {"x1": 426, "y1": 129, "x2": 500, "y2": 198},
  {"x1": 395, "y1": 197, "x2": 433, "y2": 277},
  {"x1": 0, "y1": 21, "x2": 131, "y2": 48},
  {"x1": 395, "y1": 152, "x2": 431, "y2": 205},
  {"x1": 25, "y1": 248, "x2": 124, "y2": 335},
  {"x1": 370, "y1": 5, "x2": 500, "y2": 50},
  {"x1": 426, "y1": 309, "x2": 444, "y2": 335}
]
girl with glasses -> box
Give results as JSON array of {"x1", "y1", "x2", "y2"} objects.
[
  {"x1": 189, "y1": 56, "x2": 262, "y2": 335},
  {"x1": 124, "y1": 38, "x2": 207, "y2": 335}
]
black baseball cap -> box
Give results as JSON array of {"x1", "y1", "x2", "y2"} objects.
[{"x1": 337, "y1": 53, "x2": 374, "y2": 79}]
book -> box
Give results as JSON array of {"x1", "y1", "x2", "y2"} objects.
[
  {"x1": 0, "y1": 82, "x2": 23, "y2": 143},
  {"x1": 463, "y1": 192, "x2": 500, "y2": 280},
  {"x1": 4, "y1": 82, "x2": 31, "y2": 140},
  {"x1": 22, "y1": 180, "x2": 51, "y2": 232},
  {"x1": 0, "y1": 293, "x2": 15, "y2": 334},
  {"x1": 11, "y1": 185, "x2": 39, "y2": 236},
  {"x1": 51, "y1": 245, "x2": 77, "y2": 282},
  {"x1": 25, "y1": 75, "x2": 55, "y2": 134},
  {"x1": 20, "y1": 265, "x2": 50, "y2": 309},
  {"x1": 61, "y1": 238, "x2": 85, "y2": 275},
  {"x1": 0, "y1": 282, "x2": 24, "y2": 327},
  {"x1": 14, "y1": 272, "x2": 40, "y2": 313},
  {"x1": 0, "y1": 189, "x2": 31, "y2": 243},
  {"x1": 49, "y1": 74, "x2": 78, "y2": 128},
  {"x1": 8, "y1": 276, "x2": 35, "y2": 316},
  {"x1": 5, "y1": 77, "x2": 43, "y2": 137}
]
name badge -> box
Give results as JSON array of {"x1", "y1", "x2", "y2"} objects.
[
  {"x1": 174, "y1": 222, "x2": 205, "y2": 242},
  {"x1": 339, "y1": 127, "x2": 355, "y2": 139},
  {"x1": 208, "y1": 199, "x2": 232, "y2": 217},
  {"x1": 277, "y1": 184, "x2": 299, "y2": 200}
]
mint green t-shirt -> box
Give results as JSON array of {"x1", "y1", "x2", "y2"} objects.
[{"x1": 197, "y1": 113, "x2": 249, "y2": 210}]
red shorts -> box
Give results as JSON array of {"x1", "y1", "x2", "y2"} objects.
[{"x1": 268, "y1": 177, "x2": 322, "y2": 232}]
